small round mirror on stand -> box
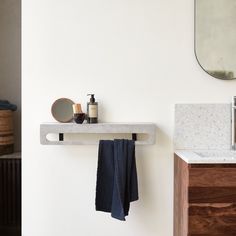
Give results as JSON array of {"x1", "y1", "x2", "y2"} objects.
[{"x1": 51, "y1": 98, "x2": 74, "y2": 123}]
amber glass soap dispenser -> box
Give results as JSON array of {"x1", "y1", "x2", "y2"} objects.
[{"x1": 87, "y1": 94, "x2": 98, "y2": 123}]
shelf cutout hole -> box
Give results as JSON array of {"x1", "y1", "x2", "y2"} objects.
[{"x1": 46, "y1": 133, "x2": 148, "y2": 142}]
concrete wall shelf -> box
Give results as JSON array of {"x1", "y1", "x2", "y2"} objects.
[{"x1": 40, "y1": 122, "x2": 156, "y2": 145}]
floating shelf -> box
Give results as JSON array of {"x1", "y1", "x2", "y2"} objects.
[{"x1": 40, "y1": 122, "x2": 156, "y2": 145}]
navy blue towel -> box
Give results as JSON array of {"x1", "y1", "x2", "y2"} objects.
[
  {"x1": 95, "y1": 139, "x2": 138, "y2": 221},
  {"x1": 0, "y1": 100, "x2": 17, "y2": 111}
]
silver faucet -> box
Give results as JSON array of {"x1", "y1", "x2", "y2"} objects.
[{"x1": 232, "y1": 96, "x2": 236, "y2": 149}]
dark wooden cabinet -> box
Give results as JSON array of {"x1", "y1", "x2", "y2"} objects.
[
  {"x1": 174, "y1": 154, "x2": 236, "y2": 236},
  {"x1": 0, "y1": 158, "x2": 21, "y2": 236}
]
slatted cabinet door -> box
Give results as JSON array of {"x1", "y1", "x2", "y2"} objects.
[{"x1": 0, "y1": 158, "x2": 21, "y2": 236}]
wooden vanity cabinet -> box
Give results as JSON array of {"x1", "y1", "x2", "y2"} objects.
[
  {"x1": 0, "y1": 157, "x2": 21, "y2": 236},
  {"x1": 174, "y1": 154, "x2": 236, "y2": 236}
]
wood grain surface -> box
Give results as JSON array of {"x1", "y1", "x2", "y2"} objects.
[
  {"x1": 189, "y1": 168, "x2": 236, "y2": 187},
  {"x1": 189, "y1": 187, "x2": 236, "y2": 203},
  {"x1": 174, "y1": 154, "x2": 189, "y2": 236},
  {"x1": 174, "y1": 154, "x2": 236, "y2": 236}
]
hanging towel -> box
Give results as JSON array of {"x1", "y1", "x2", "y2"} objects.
[{"x1": 95, "y1": 139, "x2": 138, "y2": 221}]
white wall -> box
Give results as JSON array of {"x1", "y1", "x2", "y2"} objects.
[
  {"x1": 0, "y1": 0, "x2": 21, "y2": 151},
  {"x1": 22, "y1": 0, "x2": 236, "y2": 236}
]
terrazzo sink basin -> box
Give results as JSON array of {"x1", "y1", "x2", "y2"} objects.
[
  {"x1": 194, "y1": 150, "x2": 236, "y2": 163},
  {"x1": 175, "y1": 150, "x2": 236, "y2": 163},
  {"x1": 194, "y1": 150, "x2": 236, "y2": 159}
]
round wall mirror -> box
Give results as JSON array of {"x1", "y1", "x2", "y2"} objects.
[
  {"x1": 195, "y1": 0, "x2": 236, "y2": 80},
  {"x1": 51, "y1": 98, "x2": 74, "y2": 123}
]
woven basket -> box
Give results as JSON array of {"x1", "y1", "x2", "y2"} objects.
[{"x1": 0, "y1": 110, "x2": 14, "y2": 155}]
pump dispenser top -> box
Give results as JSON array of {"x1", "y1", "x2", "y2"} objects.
[
  {"x1": 87, "y1": 94, "x2": 95, "y2": 103},
  {"x1": 87, "y1": 94, "x2": 98, "y2": 123}
]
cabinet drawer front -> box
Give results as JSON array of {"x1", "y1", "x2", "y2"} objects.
[
  {"x1": 189, "y1": 187, "x2": 236, "y2": 203},
  {"x1": 189, "y1": 168, "x2": 236, "y2": 187},
  {"x1": 189, "y1": 203, "x2": 236, "y2": 235}
]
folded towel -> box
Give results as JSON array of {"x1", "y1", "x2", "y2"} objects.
[
  {"x1": 0, "y1": 100, "x2": 17, "y2": 111},
  {"x1": 96, "y1": 139, "x2": 138, "y2": 221}
]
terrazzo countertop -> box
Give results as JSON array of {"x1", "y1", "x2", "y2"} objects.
[
  {"x1": 175, "y1": 150, "x2": 236, "y2": 164},
  {"x1": 174, "y1": 104, "x2": 235, "y2": 164},
  {"x1": 0, "y1": 152, "x2": 21, "y2": 159},
  {"x1": 174, "y1": 104, "x2": 231, "y2": 150}
]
